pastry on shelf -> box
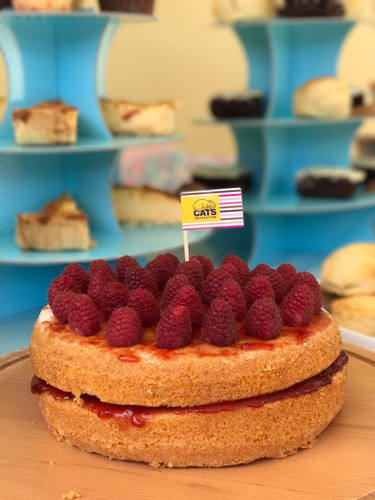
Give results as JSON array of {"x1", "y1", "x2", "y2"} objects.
[
  {"x1": 210, "y1": 91, "x2": 264, "y2": 119},
  {"x1": 276, "y1": 0, "x2": 344, "y2": 17},
  {"x1": 296, "y1": 167, "x2": 365, "y2": 199},
  {"x1": 11, "y1": 0, "x2": 74, "y2": 11},
  {"x1": 16, "y1": 193, "x2": 94, "y2": 251},
  {"x1": 192, "y1": 164, "x2": 253, "y2": 191},
  {"x1": 30, "y1": 253, "x2": 347, "y2": 467},
  {"x1": 293, "y1": 77, "x2": 351, "y2": 119},
  {"x1": 100, "y1": 99, "x2": 178, "y2": 136},
  {"x1": 98, "y1": 0, "x2": 154, "y2": 13},
  {"x1": 212, "y1": 0, "x2": 276, "y2": 22},
  {"x1": 0, "y1": 96, "x2": 6, "y2": 123},
  {"x1": 12, "y1": 100, "x2": 78, "y2": 145},
  {"x1": 331, "y1": 295, "x2": 375, "y2": 337}
]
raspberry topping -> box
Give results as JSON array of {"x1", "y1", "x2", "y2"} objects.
[
  {"x1": 62, "y1": 263, "x2": 89, "y2": 293},
  {"x1": 88, "y1": 260, "x2": 117, "y2": 281},
  {"x1": 51, "y1": 290, "x2": 78, "y2": 324},
  {"x1": 291, "y1": 271, "x2": 322, "y2": 314},
  {"x1": 175, "y1": 259, "x2": 204, "y2": 293},
  {"x1": 154, "y1": 253, "x2": 180, "y2": 277},
  {"x1": 123, "y1": 266, "x2": 157, "y2": 296},
  {"x1": 115, "y1": 256, "x2": 141, "y2": 282},
  {"x1": 192, "y1": 254, "x2": 214, "y2": 278},
  {"x1": 100, "y1": 282, "x2": 129, "y2": 321},
  {"x1": 250, "y1": 263, "x2": 271, "y2": 277},
  {"x1": 244, "y1": 276, "x2": 275, "y2": 306},
  {"x1": 127, "y1": 288, "x2": 161, "y2": 327},
  {"x1": 88, "y1": 270, "x2": 115, "y2": 308},
  {"x1": 203, "y1": 298, "x2": 239, "y2": 346},
  {"x1": 106, "y1": 307, "x2": 143, "y2": 347},
  {"x1": 48, "y1": 276, "x2": 80, "y2": 306},
  {"x1": 218, "y1": 263, "x2": 242, "y2": 286},
  {"x1": 68, "y1": 294, "x2": 101, "y2": 336},
  {"x1": 156, "y1": 305, "x2": 192, "y2": 349},
  {"x1": 202, "y1": 268, "x2": 232, "y2": 305},
  {"x1": 251, "y1": 267, "x2": 286, "y2": 304},
  {"x1": 217, "y1": 279, "x2": 247, "y2": 321},
  {"x1": 277, "y1": 263, "x2": 297, "y2": 291},
  {"x1": 243, "y1": 297, "x2": 282, "y2": 340},
  {"x1": 222, "y1": 254, "x2": 251, "y2": 286},
  {"x1": 280, "y1": 284, "x2": 315, "y2": 326},
  {"x1": 171, "y1": 285, "x2": 205, "y2": 330},
  {"x1": 161, "y1": 274, "x2": 190, "y2": 308},
  {"x1": 145, "y1": 259, "x2": 170, "y2": 291}
]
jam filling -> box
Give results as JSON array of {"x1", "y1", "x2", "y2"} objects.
[{"x1": 31, "y1": 350, "x2": 348, "y2": 429}]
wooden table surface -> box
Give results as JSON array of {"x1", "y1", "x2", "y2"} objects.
[{"x1": 0, "y1": 345, "x2": 374, "y2": 500}]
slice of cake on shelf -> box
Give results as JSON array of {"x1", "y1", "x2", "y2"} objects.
[
  {"x1": 12, "y1": 100, "x2": 78, "y2": 145},
  {"x1": 11, "y1": 0, "x2": 74, "y2": 11},
  {"x1": 16, "y1": 193, "x2": 94, "y2": 251},
  {"x1": 296, "y1": 167, "x2": 365, "y2": 199},
  {"x1": 100, "y1": 99, "x2": 178, "y2": 136}
]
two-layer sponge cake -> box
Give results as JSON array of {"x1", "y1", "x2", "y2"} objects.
[{"x1": 30, "y1": 254, "x2": 347, "y2": 468}]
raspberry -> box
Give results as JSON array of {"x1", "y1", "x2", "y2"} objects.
[
  {"x1": 251, "y1": 266, "x2": 286, "y2": 304},
  {"x1": 277, "y1": 263, "x2": 297, "y2": 291},
  {"x1": 202, "y1": 268, "x2": 232, "y2": 304},
  {"x1": 48, "y1": 276, "x2": 80, "y2": 306},
  {"x1": 100, "y1": 281, "x2": 129, "y2": 320},
  {"x1": 88, "y1": 260, "x2": 117, "y2": 281},
  {"x1": 127, "y1": 288, "x2": 160, "y2": 327},
  {"x1": 222, "y1": 254, "x2": 251, "y2": 286},
  {"x1": 203, "y1": 298, "x2": 239, "y2": 346},
  {"x1": 156, "y1": 305, "x2": 192, "y2": 349},
  {"x1": 106, "y1": 307, "x2": 143, "y2": 347},
  {"x1": 250, "y1": 263, "x2": 272, "y2": 277},
  {"x1": 244, "y1": 276, "x2": 275, "y2": 307},
  {"x1": 280, "y1": 284, "x2": 315, "y2": 326},
  {"x1": 175, "y1": 259, "x2": 204, "y2": 293},
  {"x1": 123, "y1": 266, "x2": 157, "y2": 296},
  {"x1": 115, "y1": 255, "x2": 141, "y2": 282},
  {"x1": 88, "y1": 270, "x2": 115, "y2": 307},
  {"x1": 171, "y1": 285, "x2": 204, "y2": 330},
  {"x1": 217, "y1": 279, "x2": 247, "y2": 321},
  {"x1": 243, "y1": 298, "x2": 282, "y2": 340},
  {"x1": 68, "y1": 294, "x2": 101, "y2": 336},
  {"x1": 161, "y1": 274, "x2": 190, "y2": 308},
  {"x1": 145, "y1": 259, "x2": 170, "y2": 292},
  {"x1": 51, "y1": 290, "x2": 78, "y2": 324},
  {"x1": 218, "y1": 263, "x2": 242, "y2": 285},
  {"x1": 62, "y1": 263, "x2": 89, "y2": 293},
  {"x1": 291, "y1": 271, "x2": 322, "y2": 314},
  {"x1": 192, "y1": 255, "x2": 214, "y2": 278},
  {"x1": 154, "y1": 253, "x2": 180, "y2": 277}
]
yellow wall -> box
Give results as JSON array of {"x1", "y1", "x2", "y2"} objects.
[{"x1": 2, "y1": 0, "x2": 375, "y2": 154}]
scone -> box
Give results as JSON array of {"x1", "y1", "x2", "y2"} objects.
[
  {"x1": 12, "y1": 100, "x2": 78, "y2": 145},
  {"x1": 212, "y1": 0, "x2": 276, "y2": 22},
  {"x1": 293, "y1": 77, "x2": 351, "y2": 119},
  {"x1": 17, "y1": 193, "x2": 94, "y2": 251},
  {"x1": 331, "y1": 295, "x2": 375, "y2": 337},
  {"x1": 100, "y1": 99, "x2": 177, "y2": 136},
  {"x1": 321, "y1": 242, "x2": 375, "y2": 296}
]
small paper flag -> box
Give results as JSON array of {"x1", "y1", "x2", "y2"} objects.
[{"x1": 180, "y1": 187, "x2": 244, "y2": 230}]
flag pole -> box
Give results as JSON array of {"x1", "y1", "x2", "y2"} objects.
[{"x1": 183, "y1": 229, "x2": 189, "y2": 262}]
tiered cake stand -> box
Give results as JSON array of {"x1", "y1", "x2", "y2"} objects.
[
  {"x1": 0, "y1": 11, "x2": 210, "y2": 352},
  {"x1": 203, "y1": 17, "x2": 375, "y2": 275}
]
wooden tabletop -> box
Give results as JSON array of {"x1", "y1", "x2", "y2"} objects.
[{"x1": 0, "y1": 346, "x2": 374, "y2": 500}]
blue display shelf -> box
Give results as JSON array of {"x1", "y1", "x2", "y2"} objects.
[{"x1": 205, "y1": 18, "x2": 375, "y2": 274}]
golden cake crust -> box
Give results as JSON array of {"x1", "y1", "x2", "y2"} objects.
[{"x1": 30, "y1": 307, "x2": 342, "y2": 407}]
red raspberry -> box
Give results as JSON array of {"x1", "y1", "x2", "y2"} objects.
[
  {"x1": 154, "y1": 253, "x2": 180, "y2": 277},
  {"x1": 161, "y1": 274, "x2": 190, "y2": 308},
  {"x1": 175, "y1": 259, "x2": 204, "y2": 293},
  {"x1": 68, "y1": 294, "x2": 101, "y2": 336},
  {"x1": 251, "y1": 266, "x2": 286, "y2": 304},
  {"x1": 88, "y1": 260, "x2": 117, "y2": 281},
  {"x1": 250, "y1": 263, "x2": 272, "y2": 277},
  {"x1": 62, "y1": 263, "x2": 89, "y2": 293},
  {"x1": 123, "y1": 266, "x2": 157, "y2": 296},
  {"x1": 115, "y1": 255, "x2": 141, "y2": 282},
  {"x1": 48, "y1": 276, "x2": 80, "y2": 306},
  {"x1": 51, "y1": 290, "x2": 78, "y2": 324},
  {"x1": 243, "y1": 298, "x2": 282, "y2": 340},
  {"x1": 156, "y1": 305, "x2": 192, "y2": 349},
  {"x1": 291, "y1": 271, "x2": 322, "y2": 314},
  {"x1": 88, "y1": 270, "x2": 115, "y2": 307},
  {"x1": 106, "y1": 307, "x2": 143, "y2": 347},
  {"x1": 277, "y1": 263, "x2": 297, "y2": 291},
  {"x1": 217, "y1": 279, "x2": 247, "y2": 321},
  {"x1": 171, "y1": 285, "x2": 204, "y2": 330},
  {"x1": 203, "y1": 298, "x2": 239, "y2": 346},
  {"x1": 202, "y1": 268, "x2": 232, "y2": 305},
  {"x1": 145, "y1": 259, "x2": 170, "y2": 292},
  {"x1": 222, "y1": 254, "x2": 251, "y2": 286},
  {"x1": 280, "y1": 284, "x2": 315, "y2": 326},
  {"x1": 100, "y1": 281, "x2": 129, "y2": 320},
  {"x1": 218, "y1": 263, "x2": 242, "y2": 286},
  {"x1": 127, "y1": 288, "x2": 160, "y2": 327},
  {"x1": 244, "y1": 276, "x2": 275, "y2": 307},
  {"x1": 192, "y1": 255, "x2": 214, "y2": 278}
]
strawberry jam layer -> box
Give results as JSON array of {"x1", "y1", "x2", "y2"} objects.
[{"x1": 31, "y1": 351, "x2": 348, "y2": 428}]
